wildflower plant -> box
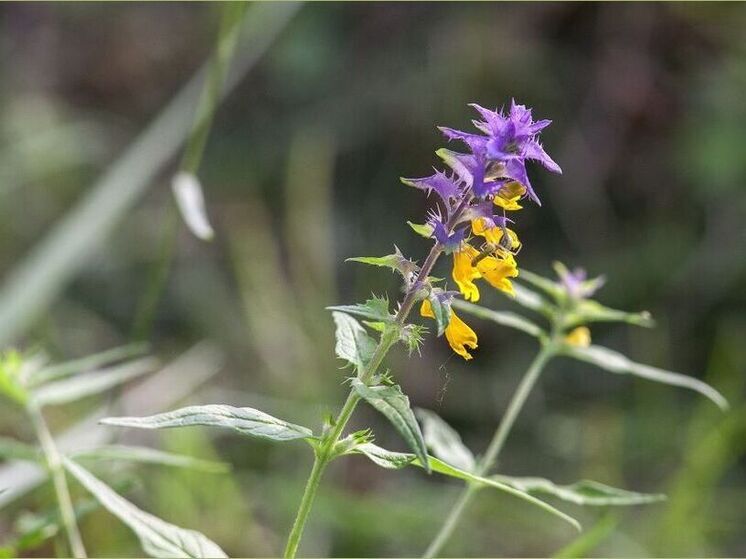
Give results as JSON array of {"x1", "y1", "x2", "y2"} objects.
[
  {"x1": 0, "y1": 100, "x2": 727, "y2": 559},
  {"x1": 422, "y1": 262, "x2": 728, "y2": 557},
  {"x1": 88, "y1": 101, "x2": 584, "y2": 557},
  {"x1": 0, "y1": 346, "x2": 229, "y2": 558}
]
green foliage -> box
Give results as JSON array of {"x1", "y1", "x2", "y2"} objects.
[
  {"x1": 492, "y1": 476, "x2": 665, "y2": 506},
  {"x1": 415, "y1": 408, "x2": 475, "y2": 473},
  {"x1": 347, "y1": 247, "x2": 419, "y2": 279},
  {"x1": 452, "y1": 299, "x2": 545, "y2": 340},
  {"x1": 101, "y1": 404, "x2": 316, "y2": 442},
  {"x1": 563, "y1": 344, "x2": 728, "y2": 411},
  {"x1": 63, "y1": 458, "x2": 227, "y2": 558},
  {"x1": 399, "y1": 323, "x2": 427, "y2": 355},
  {"x1": 511, "y1": 283, "x2": 555, "y2": 317},
  {"x1": 407, "y1": 221, "x2": 434, "y2": 239},
  {"x1": 351, "y1": 380, "x2": 430, "y2": 473},
  {"x1": 562, "y1": 299, "x2": 654, "y2": 329},
  {"x1": 27, "y1": 343, "x2": 148, "y2": 387},
  {"x1": 426, "y1": 289, "x2": 453, "y2": 337},
  {"x1": 0, "y1": 496, "x2": 102, "y2": 557},
  {"x1": 0, "y1": 350, "x2": 29, "y2": 405},
  {"x1": 331, "y1": 312, "x2": 377, "y2": 370},
  {"x1": 72, "y1": 445, "x2": 230, "y2": 474},
  {"x1": 327, "y1": 295, "x2": 394, "y2": 322},
  {"x1": 32, "y1": 357, "x2": 158, "y2": 407},
  {"x1": 0, "y1": 436, "x2": 39, "y2": 462},
  {"x1": 350, "y1": 443, "x2": 581, "y2": 532}
]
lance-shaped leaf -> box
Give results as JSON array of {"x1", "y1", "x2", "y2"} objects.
[
  {"x1": 351, "y1": 380, "x2": 430, "y2": 473},
  {"x1": 453, "y1": 299, "x2": 545, "y2": 340},
  {"x1": 350, "y1": 443, "x2": 580, "y2": 532},
  {"x1": 327, "y1": 295, "x2": 394, "y2": 322},
  {"x1": 512, "y1": 283, "x2": 555, "y2": 317},
  {"x1": 101, "y1": 404, "x2": 315, "y2": 442},
  {"x1": 72, "y1": 445, "x2": 229, "y2": 474},
  {"x1": 564, "y1": 299, "x2": 654, "y2": 329},
  {"x1": 407, "y1": 221, "x2": 434, "y2": 239},
  {"x1": 564, "y1": 344, "x2": 728, "y2": 411},
  {"x1": 331, "y1": 312, "x2": 377, "y2": 370},
  {"x1": 63, "y1": 458, "x2": 226, "y2": 558},
  {"x1": 28, "y1": 343, "x2": 148, "y2": 387},
  {"x1": 491, "y1": 476, "x2": 666, "y2": 506},
  {"x1": 0, "y1": 437, "x2": 39, "y2": 462},
  {"x1": 415, "y1": 408, "x2": 475, "y2": 472},
  {"x1": 32, "y1": 357, "x2": 158, "y2": 407},
  {"x1": 347, "y1": 247, "x2": 418, "y2": 279},
  {"x1": 519, "y1": 269, "x2": 565, "y2": 301}
]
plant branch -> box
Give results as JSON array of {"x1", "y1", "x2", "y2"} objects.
[
  {"x1": 28, "y1": 403, "x2": 87, "y2": 558},
  {"x1": 423, "y1": 340, "x2": 558, "y2": 558}
]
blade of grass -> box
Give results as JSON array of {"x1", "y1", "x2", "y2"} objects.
[{"x1": 0, "y1": 2, "x2": 302, "y2": 346}]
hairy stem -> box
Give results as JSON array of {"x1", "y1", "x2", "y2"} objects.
[
  {"x1": 423, "y1": 342, "x2": 557, "y2": 558},
  {"x1": 283, "y1": 242, "x2": 445, "y2": 558},
  {"x1": 28, "y1": 404, "x2": 87, "y2": 558}
]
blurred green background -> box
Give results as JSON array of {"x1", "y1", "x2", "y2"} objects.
[{"x1": 1, "y1": 2, "x2": 745, "y2": 557}]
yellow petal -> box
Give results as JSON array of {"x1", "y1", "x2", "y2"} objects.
[
  {"x1": 420, "y1": 299, "x2": 435, "y2": 319},
  {"x1": 444, "y1": 309, "x2": 478, "y2": 360},
  {"x1": 565, "y1": 326, "x2": 591, "y2": 348},
  {"x1": 494, "y1": 181, "x2": 526, "y2": 211},
  {"x1": 471, "y1": 219, "x2": 521, "y2": 250},
  {"x1": 452, "y1": 244, "x2": 482, "y2": 302},
  {"x1": 477, "y1": 254, "x2": 519, "y2": 296}
]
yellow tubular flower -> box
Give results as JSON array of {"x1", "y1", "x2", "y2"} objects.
[
  {"x1": 494, "y1": 181, "x2": 526, "y2": 211},
  {"x1": 471, "y1": 218, "x2": 522, "y2": 251},
  {"x1": 565, "y1": 326, "x2": 591, "y2": 348},
  {"x1": 420, "y1": 300, "x2": 478, "y2": 361},
  {"x1": 452, "y1": 244, "x2": 482, "y2": 302},
  {"x1": 476, "y1": 253, "x2": 519, "y2": 296}
]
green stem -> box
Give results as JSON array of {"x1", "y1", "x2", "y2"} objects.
[
  {"x1": 423, "y1": 342, "x2": 557, "y2": 558},
  {"x1": 283, "y1": 453, "x2": 327, "y2": 559},
  {"x1": 131, "y1": 2, "x2": 247, "y2": 342},
  {"x1": 283, "y1": 243, "x2": 444, "y2": 558},
  {"x1": 28, "y1": 404, "x2": 87, "y2": 558}
]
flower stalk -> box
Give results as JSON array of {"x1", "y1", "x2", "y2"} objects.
[
  {"x1": 423, "y1": 339, "x2": 559, "y2": 558},
  {"x1": 284, "y1": 243, "x2": 445, "y2": 558},
  {"x1": 28, "y1": 403, "x2": 87, "y2": 559}
]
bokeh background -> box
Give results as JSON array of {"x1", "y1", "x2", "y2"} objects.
[{"x1": 1, "y1": 2, "x2": 745, "y2": 557}]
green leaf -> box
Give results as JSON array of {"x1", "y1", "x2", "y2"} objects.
[
  {"x1": 0, "y1": 437, "x2": 39, "y2": 462},
  {"x1": 72, "y1": 445, "x2": 230, "y2": 474},
  {"x1": 426, "y1": 290, "x2": 453, "y2": 337},
  {"x1": 512, "y1": 283, "x2": 555, "y2": 317},
  {"x1": 452, "y1": 299, "x2": 546, "y2": 339},
  {"x1": 331, "y1": 312, "x2": 377, "y2": 370},
  {"x1": 564, "y1": 344, "x2": 728, "y2": 411},
  {"x1": 415, "y1": 408, "x2": 475, "y2": 472},
  {"x1": 351, "y1": 380, "x2": 430, "y2": 473},
  {"x1": 347, "y1": 247, "x2": 418, "y2": 279},
  {"x1": 519, "y1": 269, "x2": 566, "y2": 301},
  {"x1": 101, "y1": 404, "x2": 315, "y2": 442},
  {"x1": 63, "y1": 457, "x2": 227, "y2": 558},
  {"x1": 491, "y1": 476, "x2": 666, "y2": 506},
  {"x1": 28, "y1": 343, "x2": 148, "y2": 387},
  {"x1": 399, "y1": 323, "x2": 427, "y2": 356},
  {"x1": 31, "y1": 357, "x2": 158, "y2": 407},
  {"x1": 351, "y1": 443, "x2": 580, "y2": 532},
  {"x1": 327, "y1": 295, "x2": 394, "y2": 322},
  {"x1": 564, "y1": 299, "x2": 654, "y2": 329},
  {"x1": 407, "y1": 221, "x2": 434, "y2": 239}
]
